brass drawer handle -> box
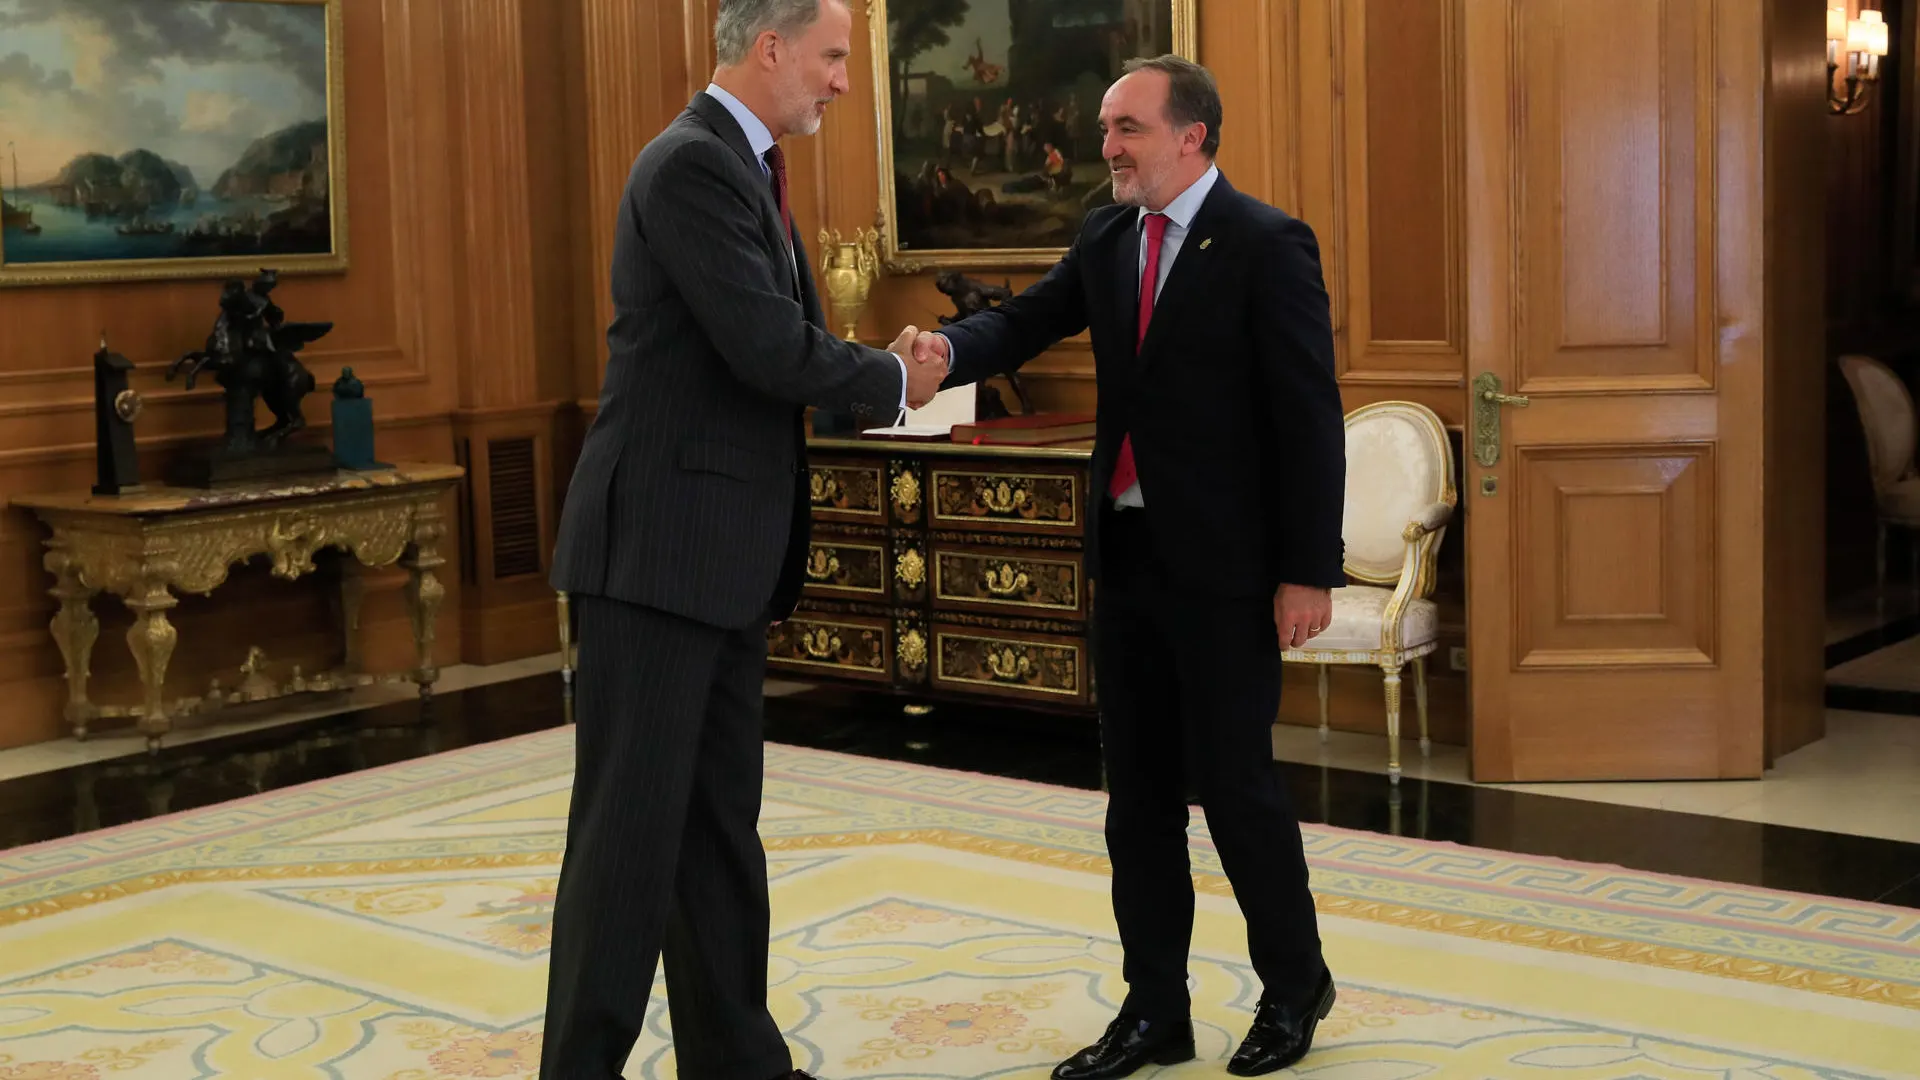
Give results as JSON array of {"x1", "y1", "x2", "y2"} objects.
[
  {"x1": 979, "y1": 480, "x2": 1030, "y2": 513},
  {"x1": 800, "y1": 627, "x2": 841, "y2": 658},
  {"x1": 804, "y1": 547, "x2": 840, "y2": 581},
  {"x1": 983, "y1": 562, "x2": 1030, "y2": 596},
  {"x1": 808, "y1": 470, "x2": 841, "y2": 504},
  {"x1": 986, "y1": 646, "x2": 1033, "y2": 681}
]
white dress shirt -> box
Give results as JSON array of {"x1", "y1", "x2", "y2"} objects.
[
  {"x1": 1113, "y1": 163, "x2": 1219, "y2": 507},
  {"x1": 704, "y1": 84, "x2": 908, "y2": 418}
]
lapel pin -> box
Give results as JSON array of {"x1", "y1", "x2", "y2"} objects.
[{"x1": 1198, "y1": 237, "x2": 1212, "y2": 250}]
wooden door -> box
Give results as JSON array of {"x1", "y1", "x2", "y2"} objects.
[{"x1": 1463, "y1": 0, "x2": 1767, "y2": 780}]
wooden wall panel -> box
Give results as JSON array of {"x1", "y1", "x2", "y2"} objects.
[
  {"x1": 443, "y1": 0, "x2": 570, "y2": 664},
  {"x1": 447, "y1": 0, "x2": 540, "y2": 410},
  {"x1": 573, "y1": 0, "x2": 697, "y2": 406},
  {"x1": 1337, "y1": 1, "x2": 1463, "y2": 384},
  {"x1": 1286, "y1": 1, "x2": 1468, "y2": 424},
  {"x1": 1363, "y1": 2, "x2": 1452, "y2": 345},
  {"x1": 1766, "y1": 0, "x2": 1830, "y2": 759}
]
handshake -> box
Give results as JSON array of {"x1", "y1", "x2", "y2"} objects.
[{"x1": 889, "y1": 325, "x2": 954, "y2": 410}]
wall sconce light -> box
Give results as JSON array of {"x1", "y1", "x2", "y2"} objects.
[{"x1": 1829, "y1": 5, "x2": 1890, "y2": 115}]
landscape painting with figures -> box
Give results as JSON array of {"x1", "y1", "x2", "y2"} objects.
[
  {"x1": 0, "y1": 0, "x2": 343, "y2": 285},
  {"x1": 877, "y1": 0, "x2": 1191, "y2": 269}
]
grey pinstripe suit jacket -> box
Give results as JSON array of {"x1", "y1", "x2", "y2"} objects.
[{"x1": 551, "y1": 92, "x2": 905, "y2": 629}]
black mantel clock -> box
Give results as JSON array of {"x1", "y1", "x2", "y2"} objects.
[{"x1": 92, "y1": 337, "x2": 143, "y2": 496}]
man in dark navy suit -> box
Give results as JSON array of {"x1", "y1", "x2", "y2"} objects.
[
  {"x1": 916, "y1": 55, "x2": 1347, "y2": 1079},
  {"x1": 541, "y1": 0, "x2": 948, "y2": 1077}
]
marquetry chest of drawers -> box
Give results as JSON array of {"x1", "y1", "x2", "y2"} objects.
[{"x1": 765, "y1": 436, "x2": 1098, "y2": 713}]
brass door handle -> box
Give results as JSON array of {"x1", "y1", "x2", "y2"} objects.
[{"x1": 1472, "y1": 372, "x2": 1529, "y2": 468}]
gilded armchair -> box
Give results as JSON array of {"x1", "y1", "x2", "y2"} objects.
[
  {"x1": 1837, "y1": 354, "x2": 1920, "y2": 595},
  {"x1": 1281, "y1": 400, "x2": 1456, "y2": 783}
]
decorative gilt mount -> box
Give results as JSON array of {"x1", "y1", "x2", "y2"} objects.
[
  {"x1": 894, "y1": 545, "x2": 926, "y2": 589},
  {"x1": 890, "y1": 467, "x2": 922, "y2": 518},
  {"x1": 894, "y1": 618, "x2": 929, "y2": 681}
]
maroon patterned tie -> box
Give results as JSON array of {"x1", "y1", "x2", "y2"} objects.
[{"x1": 764, "y1": 144, "x2": 793, "y2": 240}]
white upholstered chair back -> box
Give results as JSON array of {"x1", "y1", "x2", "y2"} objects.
[
  {"x1": 1839, "y1": 354, "x2": 1918, "y2": 493},
  {"x1": 1341, "y1": 401, "x2": 1455, "y2": 586}
]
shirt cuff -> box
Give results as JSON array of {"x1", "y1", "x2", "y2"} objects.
[
  {"x1": 937, "y1": 333, "x2": 956, "y2": 376},
  {"x1": 891, "y1": 352, "x2": 909, "y2": 425}
]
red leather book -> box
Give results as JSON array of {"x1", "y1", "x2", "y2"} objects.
[{"x1": 951, "y1": 414, "x2": 1098, "y2": 445}]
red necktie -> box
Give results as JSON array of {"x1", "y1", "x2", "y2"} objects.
[
  {"x1": 1108, "y1": 212, "x2": 1167, "y2": 500},
  {"x1": 764, "y1": 144, "x2": 793, "y2": 240}
]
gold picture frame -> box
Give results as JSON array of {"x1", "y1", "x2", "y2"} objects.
[
  {"x1": 0, "y1": 0, "x2": 348, "y2": 287},
  {"x1": 870, "y1": 0, "x2": 1196, "y2": 272}
]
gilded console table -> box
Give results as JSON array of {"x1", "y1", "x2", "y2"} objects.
[
  {"x1": 772, "y1": 436, "x2": 1099, "y2": 714},
  {"x1": 11, "y1": 462, "x2": 464, "y2": 748}
]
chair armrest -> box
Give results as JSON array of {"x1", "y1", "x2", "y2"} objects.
[
  {"x1": 1401, "y1": 501, "x2": 1454, "y2": 543},
  {"x1": 1381, "y1": 501, "x2": 1453, "y2": 652}
]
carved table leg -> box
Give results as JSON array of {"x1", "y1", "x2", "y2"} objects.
[
  {"x1": 124, "y1": 567, "x2": 179, "y2": 752},
  {"x1": 44, "y1": 545, "x2": 100, "y2": 740},
  {"x1": 402, "y1": 507, "x2": 447, "y2": 696}
]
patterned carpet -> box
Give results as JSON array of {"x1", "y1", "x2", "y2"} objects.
[{"x1": 1, "y1": 727, "x2": 1916, "y2": 1079}]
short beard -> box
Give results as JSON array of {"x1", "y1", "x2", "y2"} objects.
[
  {"x1": 774, "y1": 68, "x2": 822, "y2": 136},
  {"x1": 1111, "y1": 158, "x2": 1174, "y2": 208}
]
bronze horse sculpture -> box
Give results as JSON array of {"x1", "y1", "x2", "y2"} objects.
[{"x1": 168, "y1": 269, "x2": 330, "y2": 455}]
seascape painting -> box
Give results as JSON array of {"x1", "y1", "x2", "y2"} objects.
[
  {"x1": 874, "y1": 0, "x2": 1193, "y2": 270},
  {"x1": 0, "y1": 0, "x2": 344, "y2": 286}
]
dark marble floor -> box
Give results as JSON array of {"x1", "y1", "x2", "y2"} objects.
[
  {"x1": 4, "y1": 673, "x2": 1918, "y2": 909},
  {"x1": 1824, "y1": 582, "x2": 1920, "y2": 716}
]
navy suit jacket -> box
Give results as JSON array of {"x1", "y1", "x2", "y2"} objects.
[{"x1": 938, "y1": 173, "x2": 1347, "y2": 595}]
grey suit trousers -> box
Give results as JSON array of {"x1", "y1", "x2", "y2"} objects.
[{"x1": 539, "y1": 596, "x2": 790, "y2": 1080}]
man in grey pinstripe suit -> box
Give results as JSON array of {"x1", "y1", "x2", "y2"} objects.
[{"x1": 540, "y1": 1, "x2": 948, "y2": 1076}]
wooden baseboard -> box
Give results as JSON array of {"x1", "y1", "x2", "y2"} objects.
[{"x1": 460, "y1": 589, "x2": 561, "y2": 667}]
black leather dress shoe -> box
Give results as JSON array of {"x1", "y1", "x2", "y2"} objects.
[
  {"x1": 1226, "y1": 970, "x2": 1337, "y2": 1076},
  {"x1": 1051, "y1": 1014, "x2": 1195, "y2": 1080}
]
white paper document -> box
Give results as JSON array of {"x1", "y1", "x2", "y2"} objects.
[{"x1": 861, "y1": 385, "x2": 976, "y2": 437}]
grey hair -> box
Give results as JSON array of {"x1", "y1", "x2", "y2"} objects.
[
  {"x1": 1121, "y1": 54, "x2": 1223, "y2": 157},
  {"x1": 714, "y1": 0, "x2": 826, "y2": 65}
]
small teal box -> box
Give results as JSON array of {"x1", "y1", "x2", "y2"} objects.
[{"x1": 330, "y1": 367, "x2": 389, "y2": 471}]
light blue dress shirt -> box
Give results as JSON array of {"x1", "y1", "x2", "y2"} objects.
[{"x1": 704, "y1": 84, "x2": 909, "y2": 420}]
